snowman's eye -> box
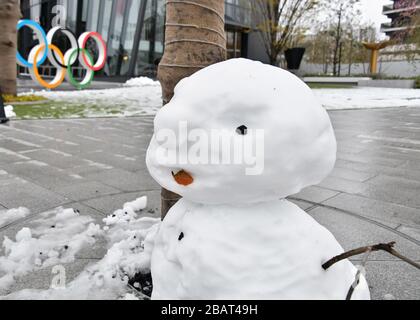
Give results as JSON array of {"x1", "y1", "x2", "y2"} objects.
[{"x1": 236, "y1": 125, "x2": 248, "y2": 135}]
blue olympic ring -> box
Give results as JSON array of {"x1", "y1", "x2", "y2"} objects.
[{"x1": 17, "y1": 19, "x2": 48, "y2": 68}]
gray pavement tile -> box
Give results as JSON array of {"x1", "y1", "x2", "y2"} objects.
[
  {"x1": 83, "y1": 168, "x2": 159, "y2": 192},
  {"x1": 336, "y1": 159, "x2": 420, "y2": 183},
  {"x1": 309, "y1": 206, "x2": 420, "y2": 261},
  {"x1": 22, "y1": 149, "x2": 92, "y2": 169},
  {"x1": 323, "y1": 193, "x2": 420, "y2": 228},
  {"x1": 329, "y1": 167, "x2": 377, "y2": 182},
  {"x1": 1, "y1": 160, "x2": 87, "y2": 190},
  {"x1": 396, "y1": 225, "x2": 420, "y2": 242},
  {"x1": 317, "y1": 176, "x2": 367, "y2": 194},
  {"x1": 362, "y1": 261, "x2": 420, "y2": 300},
  {"x1": 287, "y1": 199, "x2": 315, "y2": 211},
  {"x1": 0, "y1": 259, "x2": 99, "y2": 297},
  {"x1": 0, "y1": 176, "x2": 69, "y2": 213},
  {"x1": 0, "y1": 138, "x2": 41, "y2": 153},
  {"x1": 337, "y1": 153, "x2": 406, "y2": 168},
  {"x1": 82, "y1": 151, "x2": 147, "y2": 172},
  {"x1": 367, "y1": 174, "x2": 420, "y2": 191},
  {"x1": 0, "y1": 148, "x2": 30, "y2": 164},
  {"x1": 291, "y1": 186, "x2": 340, "y2": 204},
  {"x1": 53, "y1": 181, "x2": 121, "y2": 202},
  {"x1": 82, "y1": 190, "x2": 161, "y2": 217},
  {"x1": 358, "y1": 183, "x2": 420, "y2": 209}
]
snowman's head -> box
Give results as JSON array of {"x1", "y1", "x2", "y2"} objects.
[{"x1": 146, "y1": 58, "x2": 336, "y2": 205}]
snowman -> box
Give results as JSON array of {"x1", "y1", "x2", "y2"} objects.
[{"x1": 146, "y1": 58, "x2": 370, "y2": 300}]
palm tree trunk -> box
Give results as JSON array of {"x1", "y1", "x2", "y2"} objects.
[
  {"x1": 158, "y1": 0, "x2": 226, "y2": 219},
  {"x1": 0, "y1": 0, "x2": 20, "y2": 96}
]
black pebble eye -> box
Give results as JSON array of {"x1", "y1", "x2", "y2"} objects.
[
  {"x1": 236, "y1": 125, "x2": 248, "y2": 135},
  {"x1": 178, "y1": 232, "x2": 185, "y2": 241}
]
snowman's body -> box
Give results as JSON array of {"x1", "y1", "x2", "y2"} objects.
[
  {"x1": 151, "y1": 199, "x2": 369, "y2": 300},
  {"x1": 146, "y1": 59, "x2": 370, "y2": 300}
]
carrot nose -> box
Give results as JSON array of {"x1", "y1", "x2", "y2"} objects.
[{"x1": 172, "y1": 170, "x2": 194, "y2": 186}]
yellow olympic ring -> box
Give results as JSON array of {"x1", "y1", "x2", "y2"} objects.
[{"x1": 32, "y1": 44, "x2": 66, "y2": 89}]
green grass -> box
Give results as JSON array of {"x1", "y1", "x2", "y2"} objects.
[
  {"x1": 12, "y1": 101, "x2": 141, "y2": 119},
  {"x1": 307, "y1": 83, "x2": 355, "y2": 89}
]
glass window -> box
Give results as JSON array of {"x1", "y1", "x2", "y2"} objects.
[
  {"x1": 66, "y1": 0, "x2": 78, "y2": 31},
  {"x1": 100, "y1": 0, "x2": 113, "y2": 41},
  {"x1": 119, "y1": 0, "x2": 142, "y2": 76},
  {"x1": 87, "y1": 0, "x2": 100, "y2": 31},
  {"x1": 107, "y1": 0, "x2": 128, "y2": 75},
  {"x1": 226, "y1": 29, "x2": 242, "y2": 59}
]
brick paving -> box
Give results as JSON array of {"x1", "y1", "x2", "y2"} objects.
[{"x1": 0, "y1": 107, "x2": 419, "y2": 299}]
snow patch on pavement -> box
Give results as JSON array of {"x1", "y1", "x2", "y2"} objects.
[
  {"x1": 0, "y1": 197, "x2": 161, "y2": 300},
  {"x1": 0, "y1": 208, "x2": 102, "y2": 293},
  {"x1": 4, "y1": 105, "x2": 16, "y2": 118},
  {"x1": 315, "y1": 87, "x2": 420, "y2": 110},
  {"x1": 0, "y1": 208, "x2": 31, "y2": 228}
]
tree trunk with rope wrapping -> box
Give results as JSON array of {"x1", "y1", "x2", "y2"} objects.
[
  {"x1": 0, "y1": 0, "x2": 20, "y2": 95},
  {"x1": 158, "y1": 0, "x2": 226, "y2": 219}
]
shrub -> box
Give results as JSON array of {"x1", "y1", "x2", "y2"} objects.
[{"x1": 1, "y1": 94, "x2": 47, "y2": 103}]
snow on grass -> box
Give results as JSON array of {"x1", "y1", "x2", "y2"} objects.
[
  {"x1": 0, "y1": 208, "x2": 30, "y2": 228},
  {"x1": 0, "y1": 197, "x2": 161, "y2": 300},
  {"x1": 20, "y1": 77, "x2": 162, "y2": 118},
  {"x1": 314, "y1": 87, "x2": 420, "y2": 110},
  {"x1": 17, "y1": 77, "x2": 420, "y2": 119},
  {"x1": 4, "y1": 105, "x2": 16, "y2": 118}
]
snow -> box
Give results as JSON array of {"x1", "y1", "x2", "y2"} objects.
[
  {"x1": 147, "y1": 58, "x2": 337, "y2": 204},
  {"x1": 18, "y1": 75, "x2": 420, "y2": 118},
  {"x1": 0, "y1": 208, "x2": 30, "y2": 228},
  {"x1": 151, "y1": 198, "x2": 370, "y2": 299},
  {"x1": 124, "y1": 77, "x2": 161, "y2": 88},
  {"x1": 0, "y1": 197, "x2": 161, "y2": 300},
  {"x1": 0, "y1": 208, "x2": 102, "y2": 293},
  {"x1": 22, "y1": 77, "x2": 163, "y2": 117},
  {"x1": 147, "y1": 59, "x2": 370, "y2": 299},
  {"x1": 315, "y1": 87, "x2": 420, "y2": 110},
  {"x1": 4, "y1": 105, "x2": 16, "y2": 118}
]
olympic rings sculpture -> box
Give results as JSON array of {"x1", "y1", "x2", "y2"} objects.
[{"x1": 17, "y1": 20, "x2": 107, "y2": 89}]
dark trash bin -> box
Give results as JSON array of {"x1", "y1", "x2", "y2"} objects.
[{"x1": 284, "y1": 47, "x2": 306, "y2": 70}]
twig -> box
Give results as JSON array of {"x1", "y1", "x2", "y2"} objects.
[
  {"x1": 346, "y1": 248, "x2": 371, "y2": 300},
  {"x1": 322, "y1": 242, "x2": 420, "y2": 270}
]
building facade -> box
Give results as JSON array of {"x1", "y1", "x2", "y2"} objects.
[
  {"x1": 18, "y1": 0, "x2": 269, "y2": 79},
  {"x1": 381, "y1": 0, "x2": 420, "y2": 40}
]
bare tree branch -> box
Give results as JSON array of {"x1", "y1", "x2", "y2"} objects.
[{"x1": 322, "y1": 242, "x2": 420, "y2": 271}]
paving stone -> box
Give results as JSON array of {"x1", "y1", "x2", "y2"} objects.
[
  {"x1": 0, "y1": 177, "x2": 69, "y2": 213},
  {"x1": 53, "y1": 181, "x2": 121, "y2": 202},
  {"x1": 292, "y1": 186, "x2": 340, "y2": 204},
  {"x1": 22, "y1": 149, "x2": 91, "y2": 169},
  {"x1": 0, "y1": 259, "x2": 99, "y2": 297},
  {"x1": 0, "y1": 148, "x2": 30, "y2": 164},
  {"x1": 1, "y1": 160, "x2": 87, "y2": 190},
  {"x1": 287, "y1": 199, "x2": 315, "y2": 211},
  {"x1": 309, "y1": 206, "x2": 420, "y2": 261},
  {"x1": 323, "y1": 193, "x2": 420, "y2": 227},
  {"x1": 83, "y1": 168, "x2": 159, "y2": 192},
  {"x1": 82, "y1": 190, "x2": 161, "y2": 217},
  {"x1": 396, "y1": 225, "x2": 420, "y2": 242},
  {"x1": 0, "y1": 137, "x2": 41, "y2": 153},
  {"x1": 330, "y1": 167, "x2": 377, "y2": 182},
  {"x1": 363, "y1": 261, "x2": 420, "y2": 300},
  {"x1": 318, "y1": 176, "x2": 367, "y2": 194}
]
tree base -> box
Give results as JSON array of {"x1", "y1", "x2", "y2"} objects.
[{"x1": 0, "y1": 117, "x2": 9, "y2": 124}]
